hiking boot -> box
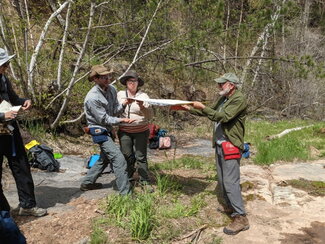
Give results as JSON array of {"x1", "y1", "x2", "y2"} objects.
[
  {"x1": 223, "y1": 215, "x2": 249, "y2": 235},
  {"x1": 80, "y1": 183, "x2": 103, "y2": 191},
  {"x1": 217, "y1": 205, "x2": 234, "y2": 214},
  {"x1": 19, "y1": 207, "x2": 47, "y2": 217}
]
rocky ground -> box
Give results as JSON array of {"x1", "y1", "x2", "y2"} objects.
[{"x1": 3, "y1": 139, "x2": 325, "y2": 244}]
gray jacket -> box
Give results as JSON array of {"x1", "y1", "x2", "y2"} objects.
[{"x1": 84, "y1": 84, "x2": 124, "y2": 132}]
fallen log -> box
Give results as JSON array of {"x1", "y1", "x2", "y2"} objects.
[{"x1": 266, "y1": 125, "x2": 313, "y2": 140}]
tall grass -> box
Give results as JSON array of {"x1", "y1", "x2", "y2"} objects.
[
  {"x1": 160, "y1": 194, "x2": 207, "y2": 218},
  {"x1": 130, "y1": 194, "x2": 155, "y2": 240},
  {"x1": 155, "y1": 173, "x2": 182, "y2": 196},
  {"x1": 105, "y1": 194, "x2": 132, "y2": 226},
  {"x1": 246, "y1": 120, "x2": 325, "y2": 164},
  {"x1": 151, "y1": 155, "x2": 214, "y2": 171},
  {"x1": 90, "y1": 226, "x2": 107, "y2": 244},
  {"x1": 255, "y1": 136, "x2": 309, "y2": 164}
]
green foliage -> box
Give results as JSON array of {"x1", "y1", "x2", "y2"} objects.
[
  {"x1": 129, "y1": 194, "x2": 156, "y2": 240},
  {"x1": 288, "y1": 179, "x2": 325, "y2": 197},
  {"x1": 255, "y1": 136, "x2": 309, "y2": 165},
  {"x1": 155, "y1": 173, "x2": 183, "y2": 196},
  {"x1": 246, "y1": 120, "x2": 325, "y2": 165},
  {"x1": 151, "y1": 155, "x2": 214, "y2": 171},
  {"x1": 160, "y1": 194, "x2": 206, "y2": 219},
  {"x1": 105, "y1": 194, "x2": 133, "y2": 226},
  {"x1": 90, "y1": 224, "x2": 108, "y2": 244}
]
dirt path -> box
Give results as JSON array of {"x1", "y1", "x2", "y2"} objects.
[{"x1": 3, "y1": 139, "x2": 325, "y2": 244}]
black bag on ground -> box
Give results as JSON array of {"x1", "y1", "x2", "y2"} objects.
[{"x1": 28, "y1": 145, "x2": 60, "y2": 172}]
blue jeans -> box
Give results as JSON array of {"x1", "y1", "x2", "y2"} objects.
[{"x1": 82, "y1": 136, "x2": 131, "y2": 195}]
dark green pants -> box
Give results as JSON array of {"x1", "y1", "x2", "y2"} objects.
[{"x1": 118, "y1": 129, "x2": 150, "y2": 183}]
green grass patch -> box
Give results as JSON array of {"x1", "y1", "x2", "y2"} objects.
[
  {"x1": 287, "y1": 178, "x2": 325, "y2": 196},
  {"x1": 105, "y1": 194, "x2": 133, "y2": 226},
  {"x1": 89, "y1": 216, "x2": 111, "y2": 244},
  {"x1": 254, "y1": 136, "x2": 309, "y2": 164},
  {"x1": 129, "y1": 194, "x2": 156, "y2": 240},
  {"x1": 160, "y1": 194, "x2": 207, "y2": 218},
  {"x1": 150, "y1": 155, "x2": 214, "y2": 171},
  {"x1": 155, "y1": 173, "x2": 183, "y2": 196},
  {"x1": 245, "y1": 120, "x2": 325, "y2": 164}
]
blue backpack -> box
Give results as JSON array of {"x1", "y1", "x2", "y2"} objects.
[{"x1": 0, "y1": 211, "x2": 26, "y2": 244}]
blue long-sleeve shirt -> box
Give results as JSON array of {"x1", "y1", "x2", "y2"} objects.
[{"x1": 84, "y1": 84, "x2": 124, "y2": 132}]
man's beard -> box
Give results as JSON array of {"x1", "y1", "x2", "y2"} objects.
[{"x1": 219, "y1": 87, "x2": 231, "y2": 96}]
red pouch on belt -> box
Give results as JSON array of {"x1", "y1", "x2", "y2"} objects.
[{"x1": 221, "y1": 141, "x2": 241, "y2": 160}]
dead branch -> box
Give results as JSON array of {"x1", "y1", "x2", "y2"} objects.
[
  {"x1": 50, "y1": 2, "x2": 94, "y2": 129},
  {"x1": 61, "y1": 112, "x2": 85, "y2": 124},
  {"x1": 266, "y1": 125, "x2": 313, "y2": 140},
  {"x1": 174, "y1": 224, "x2": 208, "y2": 243},
  {"x1": 185, "y1": 55, "x2": 309, "y2": 67}
]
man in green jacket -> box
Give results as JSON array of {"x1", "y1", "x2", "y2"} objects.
[{"x1": 182, "y1": 73, "x2": 249, "y2": 235}]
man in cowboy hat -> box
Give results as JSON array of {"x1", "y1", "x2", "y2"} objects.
[
  {"x1": 0, "y1": 48, "x2": 47, "y2": 217},
  {"x1": 80, "y1": 65, "x2": 134, "y2": 195},
  {"x1": 182, "y1": 73, "x2": 249, "y2": 235}
]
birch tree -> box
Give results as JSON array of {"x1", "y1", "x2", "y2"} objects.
[
  {"x1": 51, "y1": 2, "x2": 95, "y2": 129},
  {"x1": 28, "y1": 0, "x2": 72, "y2": 99},
  {"x1": 241, "y1": 0, "x2": 286, "y2": 86}
]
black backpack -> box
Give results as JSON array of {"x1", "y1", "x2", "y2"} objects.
[{"x1": 28, "y1": 144, "x2": 60, "y2": 172}]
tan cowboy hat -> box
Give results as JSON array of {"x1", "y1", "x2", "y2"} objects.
[
  {"x1": 119, "y1": 70, "x2": 144, "y2": 87},
  {"x1": 88, "y1": 65, "x2": 114, "y2": 82},
  {"x1": 0, "y1": 48, "x2": 15, "y2": 66}
]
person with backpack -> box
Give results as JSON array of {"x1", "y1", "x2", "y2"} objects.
[
  {"x1": 181, "y1": 73, "x2": 249, "y2": 235},
  {"x1": 117, "y1": 70, "x2": 153, "y2": 192},
  {"x1": 0, "y1": 48, "x2": 46, "y2": 217},
  {"x1": 80, "y1": 65, "x2": 134, "y2": 195}
]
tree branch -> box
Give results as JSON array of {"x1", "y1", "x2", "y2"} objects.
[
  {"x1": 28, "y1": 0, "x2": 72, "y2": 100},
  {"x1": 56, "y1": 2, "x2": 72, "y2": 90},
  {"x1": 50, "y1": 1, "x2": 94, "y2": 129}
]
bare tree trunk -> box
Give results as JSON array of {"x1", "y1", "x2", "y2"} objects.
[
  {"x1": 241, "y1": 0, "x2": 285, "y2": 85},
  {"x1": 28, "y1": 0, "x2": 71, "y2": 100},
  {"x1": 234, "y1": 0, "x2": 244, "y2": 72},
  {"x1": 223, "y1": 0, "x2": 230, "y2": 66},
  {"x1": 299, "y1": 0, "x2": 311, "y2": 51},
  {"x1": 50, "y1": 2, "x2": 95, "y2": 129},
  {"x1": 56, "y1": 2, "x2": 72, "y2": 91}
]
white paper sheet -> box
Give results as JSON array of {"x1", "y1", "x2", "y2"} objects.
[
  {"x1": 0, "y1": 100, "x2": 21, "y2": 113},
  {"x1": 125, "y1": 97, "x2": 193, "y2": 106}
]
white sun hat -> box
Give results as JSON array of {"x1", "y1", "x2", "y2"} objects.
[{"x1": 0, "y1": 48, "x2": 15, "y2": 66}]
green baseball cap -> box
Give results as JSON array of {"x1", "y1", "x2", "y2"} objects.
[{"x1": 214, "y1": 73, "x2": 241, "y2": 84}]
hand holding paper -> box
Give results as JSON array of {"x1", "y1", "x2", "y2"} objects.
[{"x1": 5, "y1": 110, "x2": 18, "y2": 120}]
